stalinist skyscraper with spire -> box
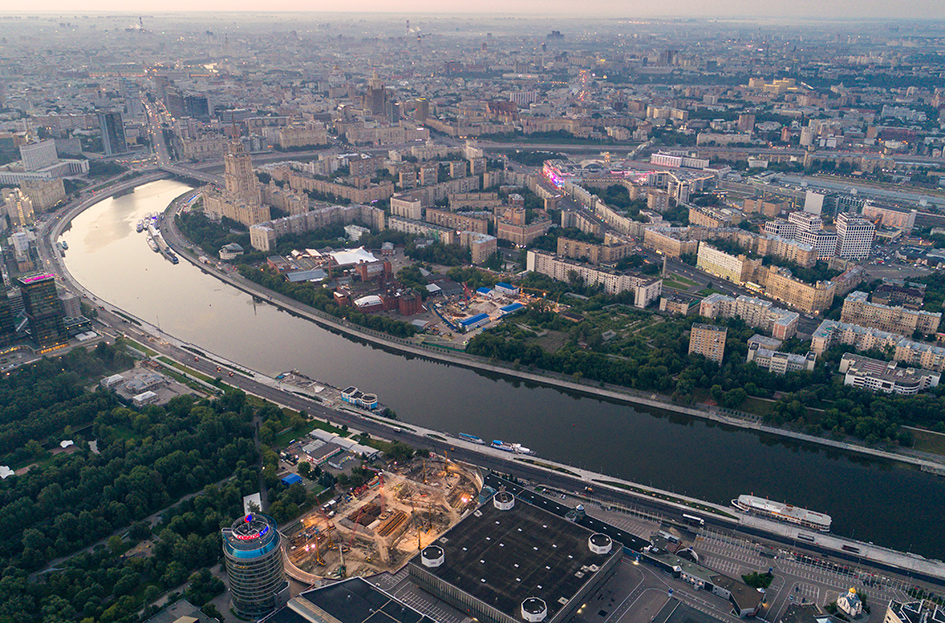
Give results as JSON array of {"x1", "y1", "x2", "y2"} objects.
[
  {"x1": 224, "y1": 141, "x2": 260, "y2": 206},
  {"x1": 204, "y1": 141, "x2": 270, "y2": 227}
]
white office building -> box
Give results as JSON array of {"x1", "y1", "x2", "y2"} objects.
[
  {"x1": 836, "y1": 212, "x2": 875, "y2": 260},
  {"x1": 20, "y1": 140, "x2": 59, "y2": 172}
]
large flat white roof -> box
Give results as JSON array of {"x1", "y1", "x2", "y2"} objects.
[{"x1": 330, "y1": 247, "x2": 378, "y2": 266}]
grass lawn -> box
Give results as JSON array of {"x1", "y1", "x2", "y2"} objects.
[
  {"x1": 531, "y1": 330, "x2": 570, "y2": 353},
  {"x1": 120, "y1": 337, "x2": 158, "y2": 357},
  {"x1": 668, "y1": 273, "x2": 697, "y2": 286},
  {"x1": 662, "y1": 279, "x2": 693, "y2": 291},
  {"x1": 157, "y1": 356, "x2": 217, "y2": 384},
  {"x1": 741, "y1": 396, "x2": 777, "y2": 418},
  {"x1": 698, "y1": 287, "x2": 725, "y2": 296},
  {"x1": 907, "y1": 427, "x2": 945, "y2": 456},
  {"x1": 274, "y1": 417, "x2": 349, "y2": 447}
]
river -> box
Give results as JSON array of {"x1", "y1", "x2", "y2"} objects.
[{"x1": 61, "y1": 179, "x2": 945, "y2": 559}]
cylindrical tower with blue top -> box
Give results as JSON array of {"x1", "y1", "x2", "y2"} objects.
[{"x1": 221, "y1": 513, "x2": 287, "y2": 618}]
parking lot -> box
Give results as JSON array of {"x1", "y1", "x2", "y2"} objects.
[{"x1": 693, "y1": 529, "x2": 913, "y2": 623}]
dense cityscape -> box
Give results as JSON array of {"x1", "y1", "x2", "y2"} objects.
[{"x1": 2, "y1": 10, "x2": 945, "y2": 623}]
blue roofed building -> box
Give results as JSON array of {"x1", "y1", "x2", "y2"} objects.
[{"x1": 459, "y1": 313, "x2": 490, "y2": 331}]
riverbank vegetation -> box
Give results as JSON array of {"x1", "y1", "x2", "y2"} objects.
[
  {"x1": 176, "y1": 210, "x2": 410, "y2": 265},
  {"x1": 0, "y1": 344, "x2": 271, "y2": 622},
  {"x1": 466, "y1": 298, "x2": 931, "y2": 447},
  {"x1": 238, "y1": 265, "x2": 418, "y2": 338}
]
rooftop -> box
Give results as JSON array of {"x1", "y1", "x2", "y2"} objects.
[
  {"x1": 266, "y1": 577, "x2": 439, "y2": 623},
  {"x1": 411, "y1": 493, "x2": 619, "y2": 622},
  {"x1": 840, "y1": 353, "x2": 939, "y2": 385}
]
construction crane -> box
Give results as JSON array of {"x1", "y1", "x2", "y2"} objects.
[
  {"x1": 519, "y1": 286, "x2": 549, "y2": 298},
  {"x1": 312, "y1": 527, "x2": 326, "y2": 566},
  {"x1": 344, "y1": 505, "x2": 367, "y2": 553}
]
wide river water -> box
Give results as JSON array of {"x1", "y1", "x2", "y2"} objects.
[{"x1": 61, "y1": 179, "x2": 945, "y2": 559}]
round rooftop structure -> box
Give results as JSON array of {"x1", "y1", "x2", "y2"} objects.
[
  {"x1": 522, "y1": 598, "x2": 548, "y2": 622},
  {"x1": 494, "y1": 491, "x2": 515, "y2": 511},
  {"x1": 224, "y1": 514, "x2": 278, "y2": 551},
  {"x1": 588, "y1": 533, "x2": 613, "y2": 555},
  {"x1": 421, "y1": 545, "x2": 445, "y2": 568}
]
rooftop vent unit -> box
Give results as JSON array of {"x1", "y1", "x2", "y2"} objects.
[
  {"x1": 522, "y1": 598, "x2": 548, "y2": 623},
  {"x1": 588, "y1": 533, "x2": 613, "y2": 555},
  {"x1": 421, "y1": 545, "x2": 445, "y2": 568},
  {"x1": 494, "y1": 491, "x2": 515, "y2": 511}
]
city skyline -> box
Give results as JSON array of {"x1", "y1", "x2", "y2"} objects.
[{"x1": 4, "y1": 1, "x2": 945, "y2": 19}]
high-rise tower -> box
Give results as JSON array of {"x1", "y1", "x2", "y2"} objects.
[
  {"x1": 223, "y1": 141, "x2": 259, "y2": 207},
  {"x1": 221, "y1": 514, "x2": 288, "y2": 618},
  {"x1": 98, "y1": 111, "x2": 128, "y2": 156},
  {"x1": 18, "y1": 273, "x2": 66, "y2": 349}
]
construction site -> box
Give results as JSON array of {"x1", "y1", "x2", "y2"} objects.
[{"x1": 284, "y1": 456, "x2": 483, "y2": 581}]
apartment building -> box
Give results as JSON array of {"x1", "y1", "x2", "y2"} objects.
[
  {"x1": 861, "y1": 204, "x2": 916, "y2": 233},
  {"x1": 459, "y1": 231, "x2": 498, "y2": 265},
  {"x1": 743, "y1": 198, "x2": 789, "y2": 217},
  {"x1": 644, "y1": 228, "x2": 699, "y2": 257},
  {"x1": 840, "y1": 291, "x2": 941, "y2": 336},
  {"x1": 660, "y1": 295, "x2": 699, "y2": 316},
  {"x1": 811, "y1": 320, "x2": 945, "y2": 373},
  {"x1": 496, "y1": 207, "x2": 553, "y2": 246},
  {"x1": 760, "y1": 266, "x2": 836, "y2": 314},
  {"x1": 526, "y1": 250, "x2": 662, "y2": 308},
  {"x1": 688, "y1": 205, "x2": 741, "y2": 228},
  {"x1": 700, "y1": 293, "x2": 799, "y2": 340},
  {"x1": 277, "y1": 123, "x2": 328, "y2": 149},
  {"x1": 249, "y1": 204, "x2": 385, "y2": 251},
  {"x1": 696, "y1": 243, "x2": 760, "y2": 284},
  {"x1": 800, "y1": 230, "x2": 839, "y2": 260},
  {"x1": 556, "y1": 237, "x2": 633, "y2": 266},
  {"x1": 747, "y1": 342, "x2": 816, "y2": 375},
  {"x1": 424, "y1": 208, "x2": 490, "y2": 235},
  {"x1": 763, "y1": 220, "x2": 796, "y2": 239},
  {"x1": 872, "y1": 280, "x2": 926, "y2": 309},
  {"x1": 689, "y1": 323, "x2": 727, "y2": 364}
]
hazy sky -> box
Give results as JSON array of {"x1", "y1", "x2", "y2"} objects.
[{"x1": 7, "y1": 0, "x2": 945, "y2": 19}]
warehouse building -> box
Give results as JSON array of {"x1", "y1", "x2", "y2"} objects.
[
  {"x1": 408, "y1": 491, "x2": 621, "y2": 623},
  {"x1": 260, "y1": 577, "x2": 437, "y2": 623}
]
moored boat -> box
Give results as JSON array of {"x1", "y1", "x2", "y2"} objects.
[
  {"x1": 732, "y1": 494, "x2": 831, "y2": 532},
  {"x1": 491, "y1": 440, "x2": 514, "y2": 452}
]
